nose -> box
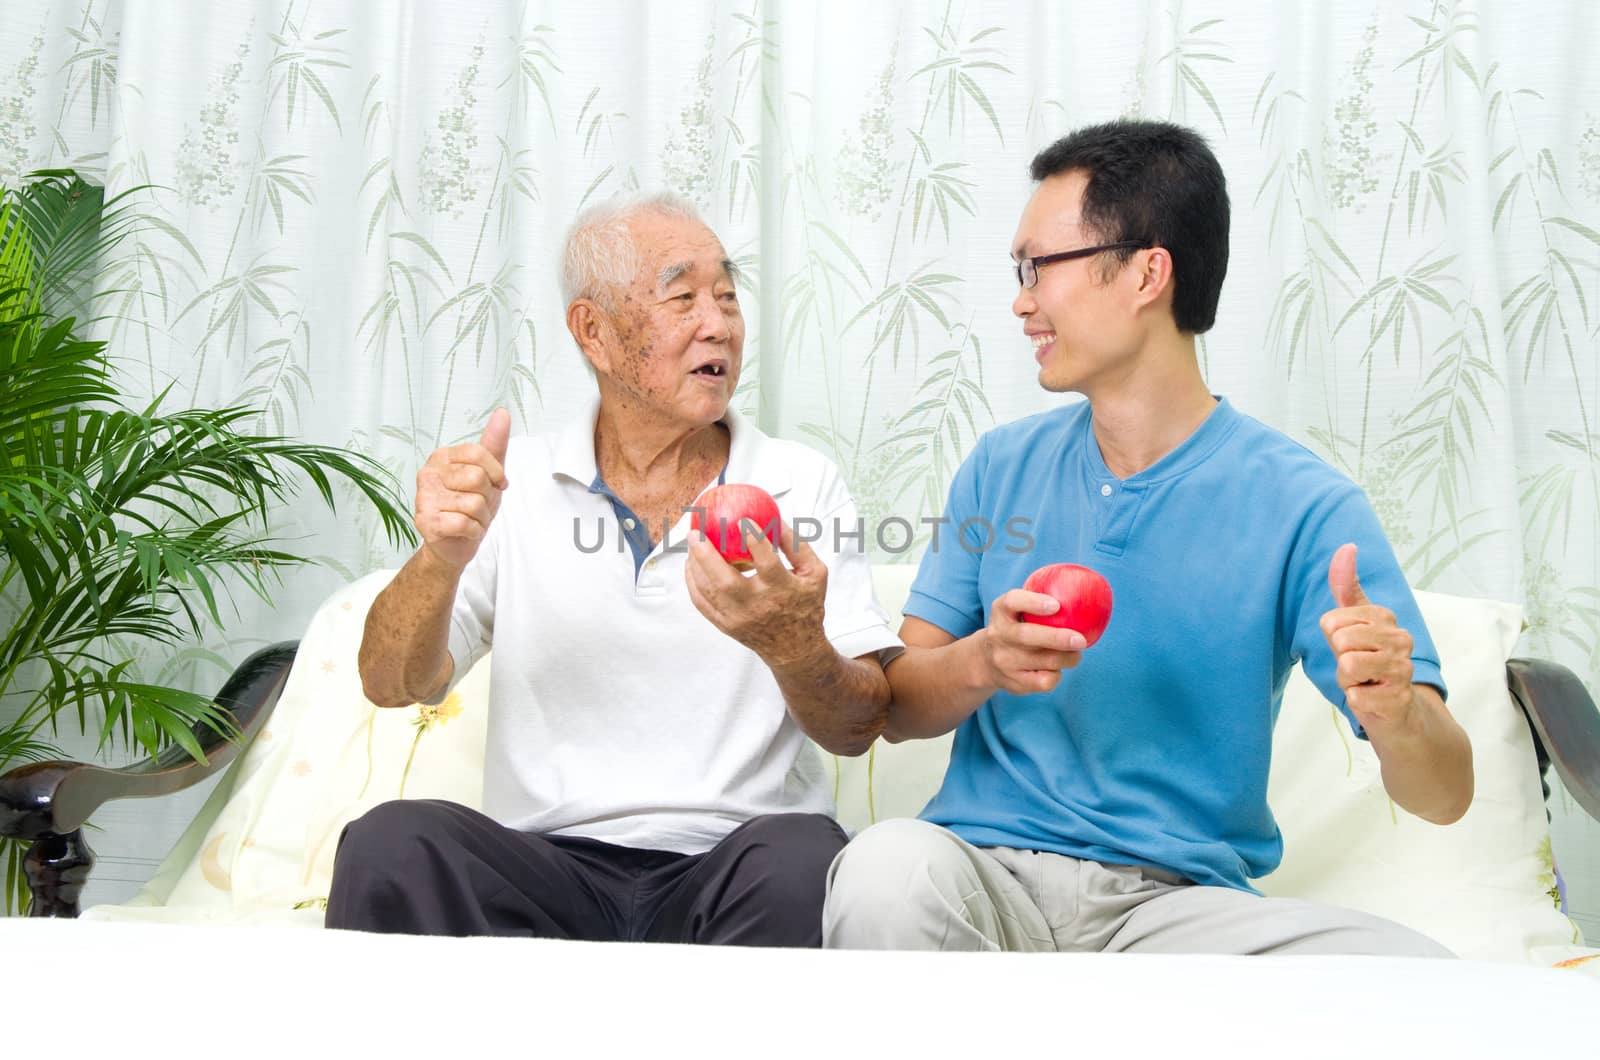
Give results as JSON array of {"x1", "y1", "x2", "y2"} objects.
[
  {"x1": 696, "y1": 290, "x2": 733, "y2": 342},
  {"x1": 1012, "y1": 283, "x2": 1036, "y2": 319}
]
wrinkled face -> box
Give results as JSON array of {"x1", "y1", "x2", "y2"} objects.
[
  {"x1": 1010, "y1": 171, "x2": 1137, "y2": 395},
  {"x1": 599, "y1": 212, "x2": 744, "y2": 425}
]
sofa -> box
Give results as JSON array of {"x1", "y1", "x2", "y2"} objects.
[{"x1": 4, "y1": 565, "x2": 1600, "y2": 1053}]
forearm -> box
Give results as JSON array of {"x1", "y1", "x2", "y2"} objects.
[
  {"x1": 358, "y1": 547, "x2": 461, "y2": 708},
  {"x1": 767, "y1": 634, "x2": 891, "y2": 757},
  {"x1": 881, "y1": 633, "x2": 997, "y2": 743},
  {"x1": 1369, "y1": 685, "x2": 1474, "y2": 824}
]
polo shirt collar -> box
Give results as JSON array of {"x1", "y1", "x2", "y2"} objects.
[
  {"x1": 1081, "y1": 395, "x2": 1241, "y2": 485},
  {"x1": 551, "y1": 395, "x2": 792, "y2": 499}
]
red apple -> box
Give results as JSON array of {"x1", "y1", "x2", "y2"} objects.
[
  {"x1": 691, "y1": 483, "x2": 782, "y2": 571},
  {"x1": 1020, "y1": 563, "x2": 1113, "y2": 646}
]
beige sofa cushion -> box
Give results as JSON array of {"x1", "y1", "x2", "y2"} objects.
[
  {"x1": 97, "y1": 571, "x2": 490, "y2": 920},
  {"x1": 87, "y1": 566, "x2": 1598, "y2": 970}
]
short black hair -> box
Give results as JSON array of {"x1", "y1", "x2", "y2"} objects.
[{"x1": 1029, "y1": 120, "x2": 1229, "y2": 334}]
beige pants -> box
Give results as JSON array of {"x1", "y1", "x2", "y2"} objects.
[{"x1": 823, "y1": 818, "x2": 1452, "y2": 957}]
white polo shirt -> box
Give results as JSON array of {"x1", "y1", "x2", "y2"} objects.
[{"x1": 444, "y1": 399, "x2": 903, "y2": 854}]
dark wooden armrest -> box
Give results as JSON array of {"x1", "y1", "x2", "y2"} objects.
[
  {"x1": 1507, "y1": 656, "x2": 1600, "y2": 824},
  {"x1": 0, "y1": 641, "x2": 298, "y2": 915}
]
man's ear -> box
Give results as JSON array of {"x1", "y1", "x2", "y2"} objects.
[
  {"x1": 567, "y1": 299, "x2": 611, "y2": 375},
  {"x1": 1130, "y1": 246, "x2": 1174, "y2": 313}
]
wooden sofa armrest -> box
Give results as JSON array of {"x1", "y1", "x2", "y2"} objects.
[
  {"x1": 1507, "y1": 657, "x2": 1600, "y2": 824},
  {"x1": 0, "y1": 641, "x2": 298, "y2": 916}
]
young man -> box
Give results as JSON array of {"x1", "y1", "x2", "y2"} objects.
[
  {"x1": 824, "y1": 120, "x2": 1473, "y2": 956},
  {"x1": 329, "y1": 192, "x2": 901, "y2": 944}
]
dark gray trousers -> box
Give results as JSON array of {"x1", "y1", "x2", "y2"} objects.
[{"x1": 326, "y1": 799, "x2": 845, "y2": 947}]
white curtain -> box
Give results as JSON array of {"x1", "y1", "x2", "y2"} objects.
[{"x1": 2, "y1": 0, "x2": 1597, "y2": 932}]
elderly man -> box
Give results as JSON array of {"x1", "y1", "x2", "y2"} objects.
[
  {"x1": 328, "y1": 192, "x2": 901, "y2": 945},
  {"x1": 823, "y1": 120, "x2": 1473, "y2": 956}
]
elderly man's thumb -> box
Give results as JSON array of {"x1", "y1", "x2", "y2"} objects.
[{"x1": 479, "y1": 408, "x2": 512, "y2": 464}]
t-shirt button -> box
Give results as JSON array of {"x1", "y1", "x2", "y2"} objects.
[
  {"x1": 623, "y1": 517, "x2": 637, "y2": 530},
  {"x1": 1100, "y1": 484, "x2": 1113, "y2": 497}
]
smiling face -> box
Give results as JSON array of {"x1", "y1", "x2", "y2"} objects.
[
  {"x1": 582, "y1": 210, "x2": 745, "y2": 426},
  {"x1": 1011, "y1": 171, "x2": 1147, "y2": 396}
]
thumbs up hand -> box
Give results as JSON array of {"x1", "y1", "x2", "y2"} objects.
[
  {"x1": 1319, "y1": 543, "x2": 1417, "y2": 729},
  {"x1": 478, "y1": 407, "x2": 511, "y2": 467},
  {"x1": 1328, "y1": 540, "x2": 1370, "y2": 609},
  {"x1": 415, "y1": 409, "x2": 512, "y2": 573}
]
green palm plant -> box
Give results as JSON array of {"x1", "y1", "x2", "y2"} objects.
[{"x1": 0, "y1": 171, "x2": 415, "y2": 913}]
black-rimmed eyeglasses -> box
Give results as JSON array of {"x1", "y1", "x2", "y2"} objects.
[{"x1": 1013, "y1": 240, "x2": 1151, "y2": 289}]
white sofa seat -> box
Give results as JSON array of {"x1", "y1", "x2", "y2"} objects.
[{"x1": 9, "y1": 916, "x2": 1600, "y2": 1057}]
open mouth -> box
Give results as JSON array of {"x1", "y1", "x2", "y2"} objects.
[
  {"x1": 691, "y1": 363, "x2": 728, "y2": 377},
  {"x1": 1031, "y1": 332, "x2": 1056, "y2": 360}
]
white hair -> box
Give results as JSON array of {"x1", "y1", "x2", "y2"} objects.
[{"x1": 559, "y1": 190, "x2": 705, "y2": 312}]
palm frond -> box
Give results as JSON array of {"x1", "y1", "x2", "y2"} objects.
[
  {"x1": 13, "y1": 170, "x2": 148, "y2": 325},
  {"x1": 1, "y1": 170, "x2": 417, "y2": 790}
]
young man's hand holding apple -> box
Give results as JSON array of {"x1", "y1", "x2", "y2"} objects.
[{"x1": 976, "y1": 563, "x2": 1113, "y2": 696}]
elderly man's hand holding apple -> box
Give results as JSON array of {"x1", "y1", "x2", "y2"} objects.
[{"x1": 685, "y1": 484, "x2": 829, "y2": 669}]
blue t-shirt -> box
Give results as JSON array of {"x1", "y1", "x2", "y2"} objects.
[{"x1": 906, "y1": 397, "x2": 1446, "y2": 892}]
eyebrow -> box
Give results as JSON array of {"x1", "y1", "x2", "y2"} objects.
[
  {"x1": 657, "y1": 259, "x2": 741, "y2": 290},
  {"x1": 1013, "y1": 219, "x2": 1090, "y2": 260}
]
